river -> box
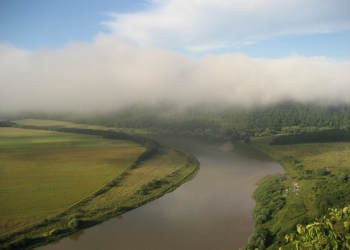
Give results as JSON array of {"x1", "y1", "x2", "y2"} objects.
[{"x1": 38, "y1": 136, "x2": 284, "y2": 250}]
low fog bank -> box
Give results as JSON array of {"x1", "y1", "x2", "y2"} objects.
[{"x1": 1, "y1": 34, "x2": 350, "y2": 114}]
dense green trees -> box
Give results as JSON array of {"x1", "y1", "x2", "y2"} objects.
[
  {"x1": 271, "y1": 129, "x2": 350, "y2": 145},
  {"x1": 3, "y1": 101, "x2": 350, "y2": 140},
  {"x1": 242, "y1": 226, "x2": 268, "y2": 250},
  {"x1": 83, "y1": 102, "x2": 350, "y2": 138}
]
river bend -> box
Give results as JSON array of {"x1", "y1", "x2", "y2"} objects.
[{"x1": 39, "y1": 136, "x2": 284, "y2": 250}]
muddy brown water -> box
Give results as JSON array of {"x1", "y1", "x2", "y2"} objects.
[{"x1": 38, "y1": 136, "x2": 284, "y2": 250}]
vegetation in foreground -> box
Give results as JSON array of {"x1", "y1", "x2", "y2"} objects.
[
  {"x1": 285, "y1": 205, "x2": 350, "y2": 249},
  {"x1": 238, "y1": 136, "x2": 350, "y2": 249},
  {"x1": 0, "y1": 125, "x2": 199, "y2": 250}
]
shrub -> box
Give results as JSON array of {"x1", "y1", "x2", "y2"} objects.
[
  {"x1": 136, "y1": 184, "x2": 148, "y2": 195},
  {"x1": 337, "y1": 175, "x2": 345, "y2": 182},
  {"x1": 68, "y1": 218, "x2": 79, "y2": 229},
  {"x1": 293, "y1": 159, "x2": 301, "y2": 164},
  {"x1": 315, "y1": 168, "x2": 326, "y2": 176},
  {"x1": 294, "y1": 164, "x2": 304, "y2": 170},
  {"x1": 241, "y1": 226, "x2": 268, "y2": 250},
  {"x1": 304, "y1": 169, "x2": 313, "y2": 175}
]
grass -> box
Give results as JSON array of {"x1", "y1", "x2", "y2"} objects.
[
  {"x1": 13, "y1": 119, "x2": 111, "y2": 131},
  {"x1": 237, "y1": 137, "x2": 350, "y2": 249},
  {"x1": 64, "y1": 147, "x2": 199, "y2": 221},
  {"x1": 13, "y1": 119, "x2": 148, "y2": 134},
  {"x1": 0, "y1": 128, "x2": 144, "y2": 235},
  {"x1": 0, "y1": 124, "x2": 199, "y2": 250}
]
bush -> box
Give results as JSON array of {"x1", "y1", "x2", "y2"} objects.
[
  {"x1": 315, "y1": 168, "x2": 326, "y2": 176},
  {"x1": 240, "y1": 226, "x2": 268, "y2": 250},
  {"x1": 337, "y1": 174, "x2": 348, "y2": 182},
  {"x1": 293, "y1": 159, "x2": 301, "y2": 164},
  {"x1": 136, "y1": 184, "x2": 148, "y2": 195},
  {"x1": 68, "y1": 218, "x2": 79, "y2": 229},
  {"x1": 294, "y1": 164, "x2": 304, "y2": 170},
  {"x1": 304, "y1": 169, "x2": 313, "y2": 175}
]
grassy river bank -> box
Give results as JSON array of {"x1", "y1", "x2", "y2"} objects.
[
  {"x1": 0, "y1": 124, "x2": 199, "y2": 250},
  {"x1": 234, "y1": 136, "x2": 350, "y2": 249}
]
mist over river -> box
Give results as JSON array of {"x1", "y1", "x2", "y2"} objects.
[{"x1": 38, "y1": 136, "x2": 284, "y2": 250}]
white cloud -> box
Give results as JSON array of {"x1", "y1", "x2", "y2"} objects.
[
  {"x1": 1, "y1": 35, "x2": 349, "y2": 113},
  {"x1": 102, "y1": 0, "x2": 350, "y2": 52}
]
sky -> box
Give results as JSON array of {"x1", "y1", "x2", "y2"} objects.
[{"x1": 0, "y1": 0, "x2": 350, "y2": 113}]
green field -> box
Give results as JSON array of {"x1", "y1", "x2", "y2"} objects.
[
  {"x1": 50, "y1": 146, "x2": 199, "y2": 224},
  {"x1": 237, "y1": 136, "x2": 350, "y2": 249},
  {"x1": 0, "y1": 127, "x2": 144, "y2": 234},
  {"x1": 13, "y1": 119, "x2": 147, "y2": 134},
  {"x1": 0, "y1": 123, "x2": 199, "y2": 249},
  {"x1": 13, "y1": 119, "x2": 111, "y2": 130}
]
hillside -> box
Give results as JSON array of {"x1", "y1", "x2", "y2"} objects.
[{"x1": 3, "y1": 101, "x2": 349, "y2": 140}]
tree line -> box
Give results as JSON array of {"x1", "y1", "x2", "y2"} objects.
[
  {"x1": 2, "y1": 101, "x2": 350, "y2": 140},
  {"x1": 271, "y1": 129, "x2": 350, "y2": 145}
]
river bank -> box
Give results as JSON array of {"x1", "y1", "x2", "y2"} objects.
[
  {"x1": 0, "y1": 131, "x2": 199, "y2": 250},
  {"x1": 235, "y1": 136, "x2": 350, "y2": 249}
]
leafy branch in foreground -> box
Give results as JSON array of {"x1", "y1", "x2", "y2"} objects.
[{"x1": 284, "y1": 205, "x2": 350, "y2": 250}]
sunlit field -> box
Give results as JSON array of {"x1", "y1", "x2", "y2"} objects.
[
  {"x1": 252, "y1": 136, "x2": 350, "y2": 179},
  {"x1": 14, "y1": 119, "x2": 110, "y2": 130},
  {"x1": 0, "y1": 127, "x2": 144, "y2": 234},
  {"x1": 80, "y1": 146, "x2": 198, "y2": 216}
]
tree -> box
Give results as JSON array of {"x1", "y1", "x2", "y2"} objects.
[{"x1": 284, "y1": 205, "x2": 350, "y2": 249}]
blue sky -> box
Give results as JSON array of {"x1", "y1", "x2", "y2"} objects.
[
  {"x1": 1, "y1": 0, "x2": 349, "y2": 59},
  {"x1": 0, "y1": 0, "x2": 148, "y2": 50},
  {"x1": 1, "y1": 0, "x2": 350, "y2": 113}
]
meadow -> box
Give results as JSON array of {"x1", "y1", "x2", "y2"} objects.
[
  {"x1": 238, "y1": 136, "x2": 350, "y2": 249},
  {"x1": 14, "y1": 119, "x2": 147, "y2": 134},
  {"x1": 0, "y1": 127, "x2": 144, "y2": 234},
  {"x1": 13, "y1": 119, "x2": 111, "y2": 130}
]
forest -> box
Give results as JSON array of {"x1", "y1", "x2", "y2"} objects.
[
  {"x1": 271, "y1": 129, "x2": 350, "y2": 145},
  {"x1": 2, "y1": 101, "x2": 350, "y2": 140}
]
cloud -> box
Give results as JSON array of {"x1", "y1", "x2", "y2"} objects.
[
  {"x1": 102, "y1": 0, "x2": 350, "y2": 52},
  {"x1": 1, "y1": 34, "x2": 349, "y2": 113}
]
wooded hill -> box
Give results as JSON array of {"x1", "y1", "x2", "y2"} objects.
[{"x1": 2, "y1": 101, "x2": 350, "y2": 140}]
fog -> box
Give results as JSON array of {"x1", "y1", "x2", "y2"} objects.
[{"x1": 1, "y1": 33, "x2": 350, "y2": 113}]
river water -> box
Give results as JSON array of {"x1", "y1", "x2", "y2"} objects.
[{"x1": 38, "y1": 136, "x2": 284, "y2": 250}]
